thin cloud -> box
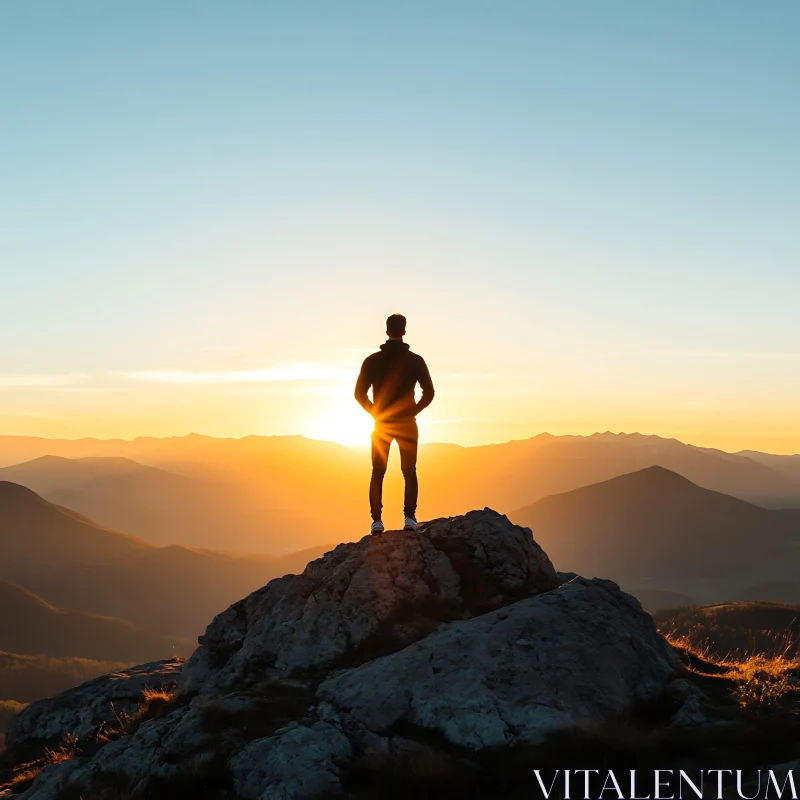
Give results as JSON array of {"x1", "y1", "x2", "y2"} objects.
[
  {"x1": 0, "y1": 373, "x2": 88, "y2": 389},
  {"x1": 0, "y1": 410, "x2": 69, "y2": 419},
  {"x1": 123, "y1": 364, "x2": 354, "y2": 385},
  {"x1": 684, "y1": 352, "x2": 800, "y2": 360},
  {"x1": 443, "y1": 372, "x2": 540, "y2": 382},
  {"x1": 123, "y1": 366, "x2": 540, "y2": 387},
  {"x1": 421, "y1": 418, "x2": 487, "y2": 425}
]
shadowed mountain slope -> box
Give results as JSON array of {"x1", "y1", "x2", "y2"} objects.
[
  {"x1": 0, "y1": 582, "x2": 180, "y2": 662},
  {"x1": 626, "y1": 588, "x2": 698, "y2": 613},
  {"x1": 736, "y1": 581, "x2": 800, "y2": 605},
  {"x1": 0, "y1": 480, "x2": 151, "y2": 568},
  {"x1": 738, "y1": 451, "x2": 800, "y2": 480},
  {"x1": 0, "y1": 482, "x2": 330, "y2": 638},
  {"x1": 511, "y1": 466, "x2": 800, "y2": 597}
]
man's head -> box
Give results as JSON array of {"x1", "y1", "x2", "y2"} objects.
[{"x1": 386, "y1": 313, "x2": 406, "y2": 339}]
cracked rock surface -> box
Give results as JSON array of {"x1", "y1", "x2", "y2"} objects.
[
  {"x1": 230, "y1": 721, "x2": 353, "y2": 800},
  {"x1": 181, "y1": 508, "x2": 559, "y2": 694},
  {"x1": 318, "y1": 577, "x2": 681, "y2": 748}
]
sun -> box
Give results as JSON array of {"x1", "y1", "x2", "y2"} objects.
[{"x1": 307, "y1": 400, "x2": 374, "y2": 446}]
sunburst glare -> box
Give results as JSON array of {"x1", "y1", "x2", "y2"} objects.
[{"x1": 307, "y1": 397, "x2": 374, "y2": 446}]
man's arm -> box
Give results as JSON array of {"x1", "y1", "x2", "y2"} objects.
[
  {"x1": 354, "y1": 358, "x2": 374, "y2": 415},
  {"x1": 414, "y1": 357, "x2": 435, "y2": 415}
]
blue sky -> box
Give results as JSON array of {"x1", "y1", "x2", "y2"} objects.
[{"x1": 1, "y1": 1, "x2": 799, "y2": 450}]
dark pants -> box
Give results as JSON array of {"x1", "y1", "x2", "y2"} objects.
[{"x1": 370, "y1": 419, "x2": 418, "y2": 521}]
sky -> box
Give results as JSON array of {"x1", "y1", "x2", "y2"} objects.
[{"x1": 1, "y1": 1, "x2": 799, "y2": 452}]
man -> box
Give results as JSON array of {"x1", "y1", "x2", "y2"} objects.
[{"x1": 354, "y1": 313, "x2": 435, "y2": 533}]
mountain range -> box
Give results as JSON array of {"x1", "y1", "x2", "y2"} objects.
[{"x1": 0, "y1": 432, "x2": 799, "y2": 553}]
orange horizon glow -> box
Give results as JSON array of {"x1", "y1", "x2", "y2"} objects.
[
  {"x1": 2, "y1": 356, "x2": 800, "y2": 456},
  {"x1": 1, "y1": 419, "x2": 799, "y2": 458}
]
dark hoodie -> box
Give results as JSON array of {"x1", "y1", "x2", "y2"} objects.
[{"x1": 354, "y1": 340, "x2": 435, "y2": 422}]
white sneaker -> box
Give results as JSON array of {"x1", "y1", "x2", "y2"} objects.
[
  {"x1": 403, "y1": 516, "x2": 419, "y2": 532},
  {"x1": 370, "y1": 520, "x2": 385, "y2": 534}
]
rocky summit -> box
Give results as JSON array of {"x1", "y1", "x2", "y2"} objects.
[
  {"x1": 181, "y1": 508, "x2": 560, "y2": 695},
  {"x1": 2, "y1": 509, "x2": 690, "y2": 800}
]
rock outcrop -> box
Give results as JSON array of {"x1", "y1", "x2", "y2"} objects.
[
  {"x1": 181, "y1": 509, "x2": 559, "y2": 694},
  {"x1": 3, "y1": 510, "x2": 690, "y2": 800},
  {"x1": 6, "y1": 659, "x2": 183, "y2": 757},
  {"x1": 318, "y1": 577, "x2": 681, "y2": 748},
  {"x1": 230, "y1": 721, "x2": 354, "y2": 800}
]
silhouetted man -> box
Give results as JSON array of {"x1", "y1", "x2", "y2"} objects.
[{"x1": 355, "y1": 314, "x2": 435, "y2": 533}]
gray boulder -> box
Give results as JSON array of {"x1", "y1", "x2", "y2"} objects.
[
  {"x1": 181, "y1": 509, "x2": 558, "y2": 694},
  {"x1": 86, "y1": 703, "x2": 206, "y2": 790},
  {"x1": 319, "y1": 577, "x2": 682, "y2": 748},
  {"x1": 15, "y1": 759, "x2": 86, "y2": 800},
  {"x1": 230, "y1": 721, "x2": 353, "y2": 800},
  {"x1": 666, "y1": 678, "x2": 713, "y2": 727},
  {"x1": 6, "y1": 658, "x2": 183, "y2": 756}
]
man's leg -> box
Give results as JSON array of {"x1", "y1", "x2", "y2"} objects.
[
  {"x1": 397, "y1": 420, "x2": 419, "y2": 519},
  {"x1": 370, "y1": 425, "x2": 391, "y2": 522}
]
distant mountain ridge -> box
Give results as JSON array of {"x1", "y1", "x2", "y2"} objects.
[
  {"x1": 512, "y1": 465, "x2": 800, "y2": 602},
  {"x1": 0, "y1": 432, "x2": 799, "y2": 553},
  {"x1": 0, "y1": 455, "x2": 177, "y2": 486},
  {"x1": 737, "y1": 450, "x2": 800, "y2": 480}
]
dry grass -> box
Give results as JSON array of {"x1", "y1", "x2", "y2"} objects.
[
  {"x1": 0, "y1": 686, "x2": 178, "y2": 795},
  {"x1": 655, "y1": 602, "x2": 800, "y2": 661},
  {"x1": 4, "y1": 732, "x2": 80, "y2": 790},
  {"x1": 7, "y1": 763, "x2": 42, "y2": 788},
  {"x1": 99, "y1": 686, "x2": 178, "y2": 742},
  {"x1": 43, "y1": 732, "x2": 79, "y2": 765},
  {"x1": 727, "y1": 655, "x2": 800, "y2": 710},
  {"x1": 663, "y1": 627, "x2": 800, "y2": 712}
]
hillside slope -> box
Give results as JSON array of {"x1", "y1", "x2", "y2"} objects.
[
  {"x1": 512, "y1": 466, "x2": 800, "y2": 598},
  {"x1": 738, "y1": 451, "x2": 800, "y2": 481},
  {"x1": 654, "y1": 601, "x2": 800, "y2": 659},
  {"x1": 0, "y1": 582, "x2": 181, "y2": 662},
  {"x1": 0, "y1": 482, "x2": 330, "y2": 638}
]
